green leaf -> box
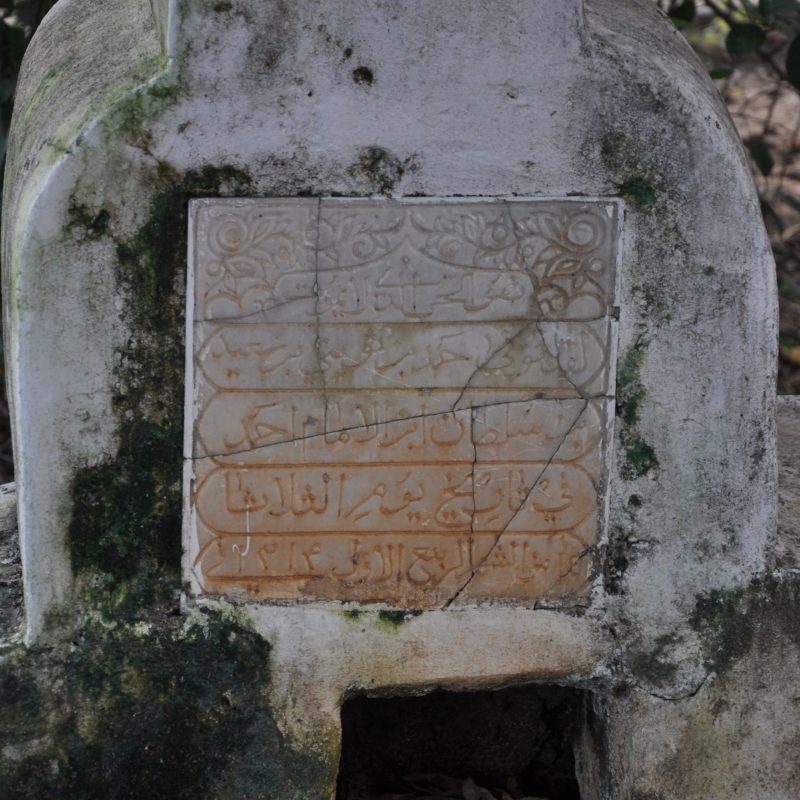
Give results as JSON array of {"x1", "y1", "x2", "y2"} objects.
[
  {"x1": 726, "y1": 23, "x2": 767, "y2": 54},
  {"x1": 747, "y1": 138, "x2": 775, "y2": 175},
  {"x1": 670, "y1": 0, "x2": 696, "y2": 23},
  {"x1": 710, "y1": 67, "x2": 735, "y2": 79},
  {"x1": 787, "y1": 34, "x2": 800, "y2": 89}
]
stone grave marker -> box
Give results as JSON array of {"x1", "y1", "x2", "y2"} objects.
[{"x1": 2, "y1": 1, "x2": 793, "y2": 798}]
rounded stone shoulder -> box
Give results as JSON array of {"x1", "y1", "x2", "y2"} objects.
[{"x1": 3, "y1": 0, "x2": 164, "y2": 261}]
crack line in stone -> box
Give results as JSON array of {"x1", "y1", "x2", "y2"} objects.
[
  {"x1": 441, "y1": 398, "x2": 589, "y2": 609},
  {"x1": 510, "y1": 211, "x2": 608, "y2": 405},
  {"x1": 468, "y1": 405, "x2": 478, "y2": 551},
  {"x1": 641, "y1": 672, "x2": 712, "y2": 703},
  {"x1": 310, "y1": 198, "x2": 329, "y2": 436},
  {"x1": 192, "y1": 407, "x2": 465, "y2": 460},
  {"x1": 195, "y1": 293, "x2": 316, "y2": 324},
  {"x1": 337, "y1": 357, "x2": 414, "y2": 389},
  {"x1": 535, "y1": 320, "x2": 592, "y2": 402},
  {"x1": 536, "y1": 540, "x2": 595, "y2": 600},
  {"x1": 450, "y1": 320, "x2": 538, "y2": 412},
  {"x1": 189, "y1": 393, "x2": 607, "y2": 461}
]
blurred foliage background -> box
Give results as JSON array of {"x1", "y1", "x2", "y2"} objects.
[
  {"x1": 1, "y1": 1, "x2": 55, "y2": 184},
  {"x1": 0, "y1": 1, "x2": 56, "y2": 481},
  {"x1": 0, "y1": 0, "x2": 798, "y2": 483}
]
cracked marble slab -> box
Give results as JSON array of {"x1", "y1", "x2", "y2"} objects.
[{"x1": 184, "y1": 198, "x2": 620, "y2": 607}]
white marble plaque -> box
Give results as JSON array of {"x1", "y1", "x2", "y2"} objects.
[{"x1": 184, "y1": 198, "x2": 620, "y2": 607}]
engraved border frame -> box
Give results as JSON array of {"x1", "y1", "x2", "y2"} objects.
[{"x1": 182, "y1": 196, "x2": 624, "y2": 609}]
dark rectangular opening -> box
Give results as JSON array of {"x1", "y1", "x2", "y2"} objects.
[{"x1": 337, "y1": 683, "x2": 588, "y2": 800}]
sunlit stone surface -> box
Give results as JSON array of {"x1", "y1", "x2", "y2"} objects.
[{"x1": 185, "y1": 198, "x2": 620, "y2": 607}]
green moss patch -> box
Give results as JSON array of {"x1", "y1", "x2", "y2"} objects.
[
  {"x1": 67, "y1": 202, "x2": 111, "y2": 241},
  {"x1": 629, "y1": 633, "x2": 681, "y2": 687},
  {"x1": 68, "y1": 164, "x2": 254, "y2": 615},
  {"x1": 352, "y1": 65, "x2": 374, "y2": 85},
  {"x1": 618, "y1": 176, "x2": 657, "y2": 209},
  {"x1": 690, "y1": 574, "x2": 800, "y2": 677},
  {"x1": 600, "y1": 131, "x2": 660, "y2": 210},
  {"x1": 615, "y1": 343, "x2": 659, "y2": 480},
  {"x1": 347, "y1": 146, "x2": 415, "y2": 195},
  {"x1": 376, "y1": 609, "x2": 422, "y2": 631},
  {"x1": 0, "y1": 610, "x2": 332, "y2": 799}
]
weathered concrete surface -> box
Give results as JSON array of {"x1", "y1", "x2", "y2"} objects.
[
  {"x1": 597, "y1": 573, "x2": 800, "y2": 800},
  {"x1": 0, "y1": 0, "x2": 788, "y2": 797},
  {"x1": 249, "y1": 602, "x2": 605, "y2": 753},
  {"x1": 0, "y1": 431, "x2": 794, "y2": 795},
  {"x1": 0, "y1": 483, "x2": 21, "y2": 651},
  {"x1": 776, "y1": 395, "x2": 800, "y2": 568},
  {"x1": 588, "y1": 395, "x2": 800, "y2": 799},
  {"x1": 1, "y1": 0, "x2": 166, "y2": 641}
]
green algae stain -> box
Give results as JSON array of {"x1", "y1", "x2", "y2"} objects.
[
  {"x1": 342, "y1": 608, "x2": 423, "y2": 629},
  {"x1": 68, "y1": 165, "x2": 254, "y2": 607},
  {"x1": 616, "y1": 343, "x2": 659, "y2": 480},
  {"x1": 600, "y1": 131, "x2": 659, "y2": 210},
  {"x1": 619, "y1": 176, "x2": 657, "y2": 209},
  {"x1": 70, "y1": 422, "x2": 181, "y2": 581},
  {"x1": 0, "y1": 610, "x2": 334, "y2": 799},
  {"x1": 376, "y1": 609, "x2": 423, "y2": 631},
  {"x1": 690, "y1": 574, "x2": 800, "y2": 678},
  {"x1": 621, "y1": 437, "x2": 658, "y2": 481},
  {"x1": 347, "y1": 146, "x2": 415, "y2": 195},
  {"x1": 617, "y1": 346, "x2": 646, "y2": 427},
  {"x1": 630, "y1": 633, "x2": 681, "y2": 687},
  {"x1": 67, "y1": 202, "x2": 111, "y2": 241}
]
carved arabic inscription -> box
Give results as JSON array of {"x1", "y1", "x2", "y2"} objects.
[{"x1": 185, "y1": 198, "x2": 619, "y2": 608}]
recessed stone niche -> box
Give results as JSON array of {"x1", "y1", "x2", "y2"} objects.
[
  {"x1": 184, "y1": 198, "x2": 619, "y2": 609},
  {"x1": 337, "y1": 684, "x2": 587, "y2": 800}
]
